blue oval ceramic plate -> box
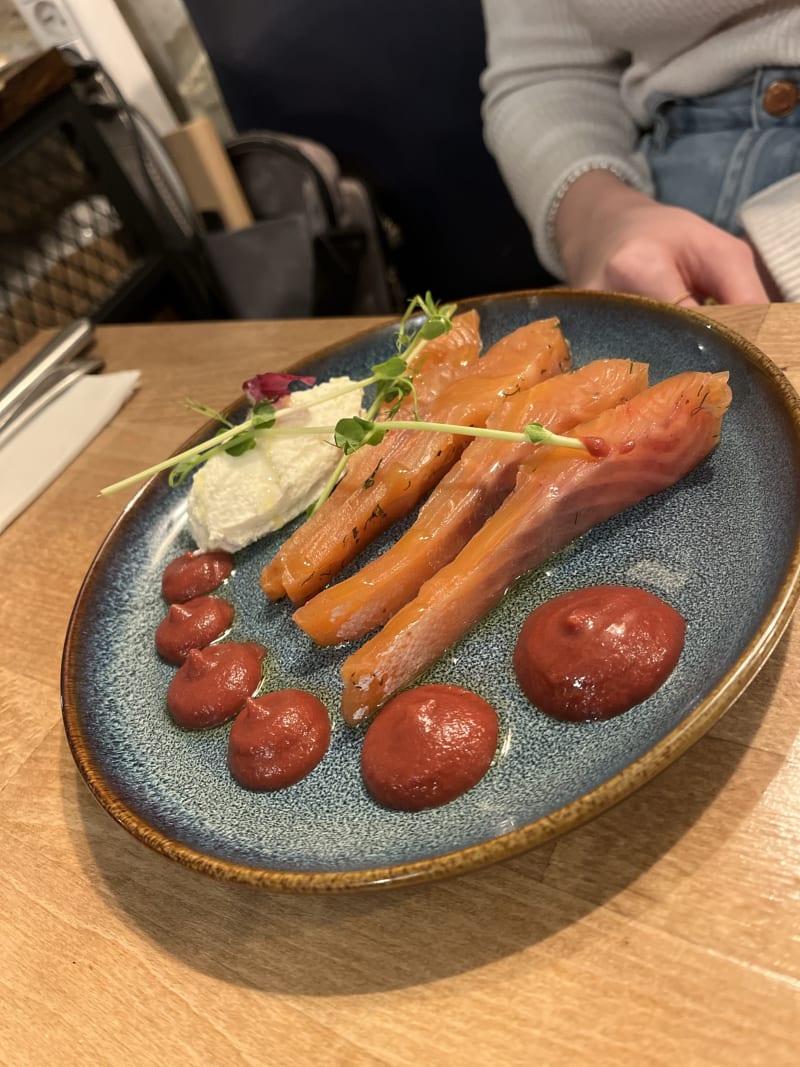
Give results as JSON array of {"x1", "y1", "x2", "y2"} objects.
[{"x1": 62, "y1": 291, "x2": 800, "y2": 892}]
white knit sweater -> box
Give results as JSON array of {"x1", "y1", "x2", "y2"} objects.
[{"x1": 481, "y1": 0, "x2": 800, "y2": 293}]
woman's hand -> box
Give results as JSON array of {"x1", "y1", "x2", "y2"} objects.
[{"x1": 555, "y1": 170, "x2": 771, "y2": 305}]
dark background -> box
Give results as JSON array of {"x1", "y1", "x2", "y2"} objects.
[{"x1": 184, "y1": 0, "x2": 551, "y2": 304}]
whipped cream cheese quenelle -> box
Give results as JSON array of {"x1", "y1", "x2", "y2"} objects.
[{"x1": 187, "y1": 377, "x2": 363, "y2": 553}]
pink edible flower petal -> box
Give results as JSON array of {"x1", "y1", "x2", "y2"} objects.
[{"x1": 243, "y1": 372, "x2": 316, "y2": 404}]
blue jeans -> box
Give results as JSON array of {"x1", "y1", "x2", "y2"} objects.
[{"x1": 641, "y1": 67, "x2": 800, "y2": 235}]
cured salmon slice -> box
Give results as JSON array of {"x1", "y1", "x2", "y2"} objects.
[
  {"x1": 260, "y1": 309, "x2": 483, "y2": 601},
  {"x1": 263, "y1": 317, "x2": 571, "y2": 605},
  {"x1": 340, "y1": 370, "x2": 732, "y2": 724},
  {"x1": 294, "y1": 359, "x2": 649, "y2": 645}
]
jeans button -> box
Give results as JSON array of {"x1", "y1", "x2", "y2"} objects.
[{"x1": 762, "y1": 80, "x2": 799, "y2": 117}]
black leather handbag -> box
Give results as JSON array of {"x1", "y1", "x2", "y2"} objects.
[{"x1": 204, "y1": 130, "x2": 402, "y2": 319}]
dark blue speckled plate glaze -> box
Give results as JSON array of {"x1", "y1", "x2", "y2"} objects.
[{"x1": 62, "y1": 291, "x2": 800, "y2": 892}]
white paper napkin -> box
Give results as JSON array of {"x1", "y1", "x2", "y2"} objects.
[
  {"x1": 0, "y1": 369, "x2": 141, "y2": 534},
  {"x1": 738, "y1": 172, "x2": 800, "y2": 301}
]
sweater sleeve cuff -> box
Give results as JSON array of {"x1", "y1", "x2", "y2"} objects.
[{"x1": 738, "y1": 173, "x2": 800, "y2": 302}]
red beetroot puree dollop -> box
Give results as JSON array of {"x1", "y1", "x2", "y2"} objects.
[
  {"x1": 162, "y1": 550, "x2": 233, "y2": 603},
  {"x1": 167, "y1": 641, "x2": 266, "y2": 729},
  {"x1": 155, "y1": 596, "x2": 234, "y2": 664},
  {"x1": 361, "y1": 684, "x2": 499, "y2": 811},
  {"x1": 228, "y1": 691, "x2": 331, "y2": 791},
  {"x1": 513, "y1": 585, "x2": 686, "y2": 722}
]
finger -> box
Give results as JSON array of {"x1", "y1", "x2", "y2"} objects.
[
  {"x1": 599, "y1": 246, "x2": 701, "y2": 305},
  {"x1": 702, "y1": 268, "x2": 769, "y2": 304},
  {"x1": 748, "y1": 242, "x2": 782, "y2": 301},
  {"x1": 685, "y1": 239, "x2": 770, "y2": 304}
]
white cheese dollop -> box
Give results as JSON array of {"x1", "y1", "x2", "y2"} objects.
[{"x1": 187, "y1": 376, "x2": 363, "y2": 552}]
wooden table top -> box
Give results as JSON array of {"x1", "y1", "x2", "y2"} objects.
[{"x1": 2, "y1": 304, "x2": 798, "y2": 1065}]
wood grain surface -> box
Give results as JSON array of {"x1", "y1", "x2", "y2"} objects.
[{"x1": 1, "y1": 305, "x2": 798, "y2": 1066}]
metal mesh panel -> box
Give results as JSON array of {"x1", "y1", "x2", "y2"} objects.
[{"x1": 0, "y1": 125, "x2": 142, "y2": 359}]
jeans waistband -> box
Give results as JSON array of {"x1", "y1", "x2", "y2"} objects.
[{"x1": 652, "y1": 67, "x2": 800, "y2": 135}]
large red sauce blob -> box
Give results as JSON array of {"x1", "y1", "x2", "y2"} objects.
[
  {"x1": 155, "y1": 596, "x2": 234, "y2": 664},
  {"x1": 167, "y1": 641, "x2": 266, "y2": 729},
  {"x1": 361, "y1": 684, "x2": 499, "y2": 811},
  {"x1": 513, "y1": 585, "x2": 686, "y2": 722},
  {"x1": 227, "y1": 691, "x2": 331, "y2": 791},
  {"x1": 162, "y1": 550, "x2": 233, "y2": 603}
]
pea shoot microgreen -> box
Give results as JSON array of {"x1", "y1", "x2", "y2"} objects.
[
  {"x1": 332, "y1": 417, "x2": 595, "y2": 454},
  {"x1": 99, "y1": 291, "x2": 594, "y2": 504},
  {"x1": 240, "y1": 417, "x2": 596, "y2": 456},
  {"x1": 100, "y1": 292, "x2": 454, "y2": 498}
]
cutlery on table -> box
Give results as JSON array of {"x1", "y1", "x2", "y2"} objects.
[
  {"x1": 0, "y1": 319, "x2": 96, "y2": 434},
  {"x1": 0, "y1": 353, "x2": 106, "y2": 449}
]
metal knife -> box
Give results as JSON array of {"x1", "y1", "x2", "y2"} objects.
[
  {"x1": 0, "y1": 353, "x2": 105, "y2": 450},
  {"x1": 0, "y1": 318, "x2": 95, "y2": 438}
]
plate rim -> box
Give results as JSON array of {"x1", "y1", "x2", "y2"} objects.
[{"x1": 61, "y1": 290, "x2": 800, "y2": 893}]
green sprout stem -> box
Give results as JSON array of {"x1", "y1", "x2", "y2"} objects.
[
  {"x1": 218, "y1": 418, "x2": 590, "y2": 451},
  {"x1": 100, "y1": 412, "x2": 589, "y2": 500},
  {"x1": 99, "y1": 420, "x2": 258, "y2": 496},
  {"x1": 364, "y1": 419, "x2": 590, "y2": 450}
]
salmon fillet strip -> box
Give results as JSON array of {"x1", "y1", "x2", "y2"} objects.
[
  {"x1": 340, "y1": 370, "x2": 733, "y2": 724},
  {"x1": 294, "y1": 358, "x2": 649, "y2": 645},
  {"x1": 264, "y1": 316, "x2": 571, "y2": 605},
  {"x1": 260, "y1": 309, "x2": 484, "y2": 601}
]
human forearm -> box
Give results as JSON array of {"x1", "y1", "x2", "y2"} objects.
[
  {"x1": 556, "y1": 170, "x2": 653, "y2": 281},
  {"x1": 481, "y1": 1, "x2": 650, "y2": 276}
]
